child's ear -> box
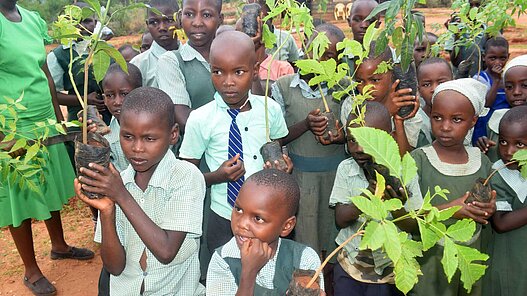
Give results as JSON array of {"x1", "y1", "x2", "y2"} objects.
[
  {"x1": 253, "y1": 61, "x2": 260, "y2": 80},
  {"x1": 280, "y1": 216, "x2": 296, "y2": 237},
  {"x1": 470, "y1": 115, "x2": 478, "y2": 128},
  {"x1": 170, "y1": 123, "x2": 180, "y2": 145},
  {"x1": 219, "y1": 13, "x2": 224, "y2": 26}
]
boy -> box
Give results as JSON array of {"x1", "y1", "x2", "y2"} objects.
[
  {"x1": 207, "y1": 169, "x2": 324, "y2": 295},
  {"x1": 140, "y1": 32, "x2": 153, "y2": 53},
  {"x1": 75, "y1": 87, "x2": 206, "y2": 295},
  {"x1": 130, "y1": 0, "x2": 180, "y2": 87},
  {"x1": 179, "y1": 31, "x2": 289, "y2": 253},
  {"x1": 472, "y1": 36, "x2": 510, "y2": 144},
  {"x1": 118, "y1": 44, "x2": 139, "y2": 62},
  {"x1": 330, "y1": 101, "x2": 422, "y2": 295},
  {"x1": 413, "y1": 32, "x2": 438, "y2": 67}
]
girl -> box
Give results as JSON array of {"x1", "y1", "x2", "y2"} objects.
[
  {"x1": 477, "y1": 55, "x2": 527, "y2": 162},
  {"x1": 410, "y1": 78, "x2": 497, "y2": 296},
  {"x1": 485, "y1": 105, "x2": 527, "y2": 296}
]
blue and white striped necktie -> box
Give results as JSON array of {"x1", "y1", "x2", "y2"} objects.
[{"x1": 227, "y1": 108, "x2": 244, "y2": 207}]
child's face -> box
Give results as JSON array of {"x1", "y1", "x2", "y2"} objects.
[
  {"x1": 355, "y1": 59, "x2": 392, "y2": 104},
  {"x1": 348, "y1": 1, "x2": 379, "y2": 44},
  {"x1": 102, "y1": 73, "x2": 135, "y2": 121},
  {"x1": 504, "y1": 66, "x2": 527, "y2": 107},
  {"x1": 306, "y1": 34, "x2": 339, "y2": 62},
  {"x1": 120, "y1": 47, "x2": 139, "y2": 62},
  {"x1": 231, "y1": 181, "x2": 296, "y2": 251},
  {"x1": 119, "y1": 112, "x2": 178, "y2": 174},
  {"x1": 430, "y1": 91, "x2": 477, "y2": 148},
  {"x1": 181, "y1": 0, "x2": 223, "y2": 48},
  {"x1": 498, "y1": 122, "x2": 527, "y2": 170},
  {"x1": 484, "y1": 46, "x2": 509, "y2": 74},
  {"x1": 413, "y1": 39, "x2": 436, "y2": 66},
  {"x1": 347, "y1": 133, "x2": 372, "y2": 166},
  {"x1": 417, "y1": 63, "x2": 453, "y2": 108},
  {"x1": 141, "y1": 33, "x2": 153, "y2": 52},
  {"x1": 146, "y1": 6, "x2": 178, "y2": 49},
  {"x1": 79, "y1": 17, "x2": 96, "y2": 36},
  {"x1": 210, "y1": 44, "x2": 257, "y2": 109}
]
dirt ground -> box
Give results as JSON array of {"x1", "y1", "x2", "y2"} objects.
[{"x1": 2, "y1": 7, "x2": 527, "y2": 296}]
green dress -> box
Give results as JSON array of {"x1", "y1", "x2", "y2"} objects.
[
  {"x1": 483, "y1": 161, "x2": 527, "y2": 296},
  {"x1": 410, "y1": 146, "x2": 492, "y2": 296},
  {"x1": 0, "y1": 5, "x2": 75, "y2": 227}
]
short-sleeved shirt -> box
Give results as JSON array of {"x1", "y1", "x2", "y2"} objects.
[
  {"x1": 206, "y1": 237, "x2": 323, "y2": 295},
  {"x1": 179, "y1": 92, "x2": 288, "y2": 220},
  {"x1": 110, "y1": 151, "x2": 206, "y2": 296},
  {"x1": 105, "y1": 117, "x2": 129, "y2": 172},
  {"x1": 329, "y1": 158, "x2": 423, "y2": 283},
  {"x1": 47, "y1": 40, "x2": 90, "y2": 92},
  {"x1": 156, "y1": 43, "x2": 210, "y2": 106},
  {"x1": 259, "y1": 54, "x2": 294, "y2": 81},
  {"x1": 266, "y1": 28, "x2": 299, "y2": 63},
  {"x1": 130, "y1": 41, "x2": 170, "y2": 87}
]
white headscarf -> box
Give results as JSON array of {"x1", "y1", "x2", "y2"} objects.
[
  {"x1": 503, "y1": 54, "x2": 527, "y2": 78},
  {"x1": 431, "y1": 78, "x2": 487, "y2": 116}
]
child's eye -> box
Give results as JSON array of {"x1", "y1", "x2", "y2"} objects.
[
  {"x1": 235, "y1": 70, "x2": 246, "y2": 75},
  {"x1": 505, "y1": 84, "x2": 513, "y2": 90},
  {"x1": 145, "y1": 137, "x2": 156, "y2": 142},
  {"x1": 371, "y1": 78, "x2": 381, "y2": 83},
  {"x1": 517, "y1": 142, "x2": 526, "y2": 148},
  {"x1": 203, "y1": 12, "x2": 212, "y2": 18},
  {"x1": 234, "y1": 206, "x2": 242, "y2": 213},
  {"x1": 103, "y1": 93, "x2": 115, "y2": 99},
  {"x1": 212, "y1": 70, "x2": 222, "y2": 75},
  {"x1": 254, "y1": 216, "x2": 264, "y2": 223},
  {"x1": 422, "y1": 83, "x2": 431, "y2": 87},
  {"x1": 499, "y1": 139, "x2": 507, "y2": 146},
  {"x1": 522, "y1": 83, "x2": 527, "y2": 89},
  {"x1": 432, "y1": 115, "x2": 441, "y2": 121},
  {"x1": 121, "y1": 92, "x2": 129, "y2": 97},
  {"x1": 184, "y1": 11, "x2": 193, "y2": 17},
  {"x1": 122, "y1": 134, "x2": 133, "y2": 140},
  {"x1": 452, "y1": 117, "x2": 462, "y2": 123}
]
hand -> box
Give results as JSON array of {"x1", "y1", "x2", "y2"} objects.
[
  {"x1": 470, "y1": 190, "x2": 497, "y2": 218},
  {"x1": 74, "y1": 178, "x2": 115, "y2": 212},
  {"x1": 264, "y1": 153, "x2": 293, "y2": 173},
  {"x1": 240, "y1": 238, "x2": 273, "y2": 275},
  {"x1": 316, "y1": 120, "x2": 345, "y2": 145},
  {"x1": 490, "y1": 64, "x2": 504, "y2": 78},
  {"x1": 306, "y1": 109, "x2": 328, "y2": 136},
  {"x1": 77, "y1": 163, "x2": 128, "y2": 203},
  {"x1": 217, "y1": 154, "x2": 245, "y2": 182},
  {"x1": 476, "y1": 136, "x2": 496, "y2": 153},
  {"x1": 451, "y1": 192, "x2": 495, "y2": 224},
  {"x1": 87, "y1": 92, "x2": 107, "y2": 113},
  {"x1": 385, "y1": 184, "x2": 407, "y2": 202},
  {"x1": 77, "y1": 117, "x2": 99, "y2": 134}
]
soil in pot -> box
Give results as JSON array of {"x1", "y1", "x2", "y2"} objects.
[
  {"x1": 321, "y1": 111, "x2": 338, "y2": 141},
  {"x1": 78, "y1": 105, "x2": 111, "y2": 135},
  {"x1": 74, "y1": 132, "x2": 111, "y2": 199},
  {"x1": 260, "y1": 140, "x2": 288, "y2": 171},
  {"x1": 465, "y1": 177, "x2": 492, "y2": 204},
  {"x1": 362, "y1": 161, "x2": 406, "y2": 198},
  {"x1": 287, "y1": 269, "x2": 321, "y2": 296},
  {"x1": 393, "y1": 63, "x2": 417, "y2": 118}
]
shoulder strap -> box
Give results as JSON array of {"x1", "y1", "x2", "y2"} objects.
[{"x1": 272, "y1": 239, "x2": 307, "y2": 294}]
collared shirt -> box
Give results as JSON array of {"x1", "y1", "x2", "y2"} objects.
[
  {"x1": 329, "y1": 158, "x2": 423, "y2": 282},
  {"x1": 46, "y1": 40, "x2": 90, "y2": 91},
  {"x1": 130, "y1": 41, "x2": 172, "y2": 87},
  {"x1": 258, "y1": 54, "x2": 294, "y2": 81},
  {"x1": 109, "y1": 151, "x2": 206, "y2": 296},
  {"x1": 493, "y1": 159, "x2": 527, "y2": 211},
  {"x1": 179, "y1": 92, "x2": 288, "y2": 220},
  {"x1": 206, "y1": 237, "x2": 323, "y2": 295},
  {"x1": 266, "y1": 28, "x2": 299, "y2": 62},
  {"x1": 271, "y1": 72, "x2": 329, "y2": 114},
  {"x1": 156, "y1": 43, "x2": 210, "y2": 106},
  {"x1": 104, "y1": 117, "x2": 129, "y2": 172}
]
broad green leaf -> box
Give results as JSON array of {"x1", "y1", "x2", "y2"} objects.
[
  {"x1": 401, "y1": 152, "x2": 417, "y2": 185},
  {"x1": 9, "y1": 139, "x2": 26, "y2": 153},
  {"x1": 263, "y1": 23, "x2": 277, "y2": 49},
  {"x1": 54, "y1": 123, "x2": 66, "y2": 135},
  {"x1": 447, "y1": 219, "x2": 475, "y2": 242},
  {"x1": 456, "y1": 244, "x2": 489, "y2": 292},
  {"x1": 434, "y1": 186, "x2": 450, "y2": 200},
  {"x1": 373, "y1": 61, "x2": 393, "y2": 75},
  {"x1": 97, "y1": 42, "x2": 128, "y2": 75},
  {"x1": 425, "y1": 207, "x2": 440, "y2": 223},
  {"x1": 382, "y1": 221, "x2": 402, "y2": 262},
  {"x1": 384, "y1": 198, "x2": 403, "y2": 212},
  {"x1": 24, "y1": 144, "x2": 40, "y2": 162},
  {"x1": 374, "y1": 170, "x2": 386, "y2": 198},
  {"x1": 2, "y1": 133, "x2": 15, "y2": 143},
  {"x1": 352, "y1": 195, "x2": 384, "y2": 221},
  {"x1": 296, "y1": 59, "x2": 325, "y2": 76},
  {"x1": 394, "y1": 234, "x2": 422, "y2": 294},
  {"x1": 362, "y1": 23, "x2": 378, "y2": 54},
  {"x1": 418, "y1": 219, "x2": 443, "y2": 251},
  {"x1": 360, "y1": 220, "x2": 385, "y2": 250},
  {"x1": 365, "y1": 1, "x2": 390, "y2": 21},
  {"x1": 512, "y1": 150, "x2": 527, "y2": 179},
  {"x1": 350, "y1": 127, "x2": 402, "y2": 179},
  {"x1": 441, "y1": 238, "x2": 459, "y2": 282},
  {"x1": 84, "y1": 0, "x2": 101, "y2": 19},
  {"x1": 438, "y1": 206, "x2": 461, "y2": 221},
  {"x1": 385, "y1": 0, "x2": 401, "y2": 20},
  {"x1": 337, "y1": 39, "x2": 363, "y2": 60},
  {"x1": 309, "y1": 32, "x2": 330, "y2": 61},
  {"x1": 92, "y1": 49, "x2": 111, "y2": 83},
  {"x1": 469, "y1": 7, "x2": 478, "y2": 21}
]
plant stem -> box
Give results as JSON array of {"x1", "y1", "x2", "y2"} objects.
[
  {"x1": 483, "y1": 160, "x2": 517, "y2": 186},
  {"x1": 318, "y1": 84, "x2": 330, "y2": 113},
  {"x1": 306, "y1": 229, "x2": 365, "y2": 289},
  {"x1": 82, "y1": 50, "x2": 94, "y2": 144}
]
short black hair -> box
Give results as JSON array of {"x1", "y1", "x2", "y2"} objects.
[
  {"x1": 148, "y1": 0, "x2": 179, "y2": 11},
  {"x1": 417, "y1": 57, "x2": 453, "y2": 78},
  {"x1": 485, "y1": 36, "x2": 509, "y2": 53},
  {"x1": 246, "y1": 169, "x2": 300, "y2": 217},
  {"x1": 120, "y1": 87, "x2": 175, "y2": 129},
  {"x1": 118, "y1": 44, "x2": 137, "y2": 53},
  {"x1": 366, "y1": 41, "x2": 392, "y2": 63},
  {"x1": 182, "y1": 0, "x2": 222, "y2": 13},
  {"x1": 315, "y1": 23, "x2": 345, "y2": 42},
  {"x1": 347, "y1": 101, "x2": 391, "y2": 133},
  {"x1": 102, "y1": 62, "x2": 143, "y2": 90},
  {"x1": 500, "y1": 105, "x2": 527, "y2": 131}
]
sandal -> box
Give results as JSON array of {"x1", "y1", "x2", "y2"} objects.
[
  {"x1": 23, "y1": 276, "x2": 57, "y2": 296},
  {"x1": 50, "y1": 246, "x2": 94, "y2": 260}
]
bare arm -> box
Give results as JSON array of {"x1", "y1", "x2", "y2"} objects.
[
  {"x1": 281, "y1": 109, "x2": 327, "y2": 146},
  {"x1": 335, "y1": 203, "x2": 361, "y2": 229},
  {"x1": 175, "y1": 104, "x2": 192, "y2": 133},
  {"x1": 42, "y1": 62, "x2": 64, "y2": 122},
  {"x1": 492, "y1": 209, "x2": 527, "y2": 233}
]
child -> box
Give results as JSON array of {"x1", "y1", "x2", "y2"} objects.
[
  {"x1": 271, "y1": 23, "x2": 347, "y2": 258},
  {"x1": 207, "y1": 169, "x2": 324, "y2": 294},
  {"x1": 353, "y1": 43, "x2": 421, "y2": 154},
  {"x1": 416, "y1": 57, "x2": 453, "y2": 147},
  {"x1": 410, "y1": 79, "x2": 496, "y2": 296},
  {"x1": 413, "y1": 32, "x2": 438, "y2": 67},
  {"x1": 157, "y1": 0, "x2": 223, "y2": 132},
  {"x1": 75, "y1": 87, "x2": 206, "y2": 295},
  {"x1": 331, "y1": 101, "x2": 422, "y2": 296},
  {"x1": 118, "y1": 44, "x2": 139, "y2": 62},
  {"x1": 348, "y1": 0, "x2": 380, "y2": 46},
  {"x1": 477, "y1": 55, "x2": 527, "y2": 162},
  {"x1": 140, "y1": 32, "x2": 153, "y2": 52},
  {"x1": 130, "y1": 0, "x2": 180, "y2": 87},
  {"x1": 179, "y1": 31, "x2": 289, "y2": 254},
  {"x1": 471, "y1": 36, "x2": 510, "y2": 144},
  {"x1": 485, "y1": 106, "x2": 527, "y2": 296}
]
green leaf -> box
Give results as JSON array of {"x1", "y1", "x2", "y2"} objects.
[
  {"x1": 309, "y1": 31, "x2": 330, "y2": 61},
  {"x1": 296, "y1": 59, "x2": 325, "y2": 76},
  {"x1": 441, "y1": 238, "x2": 459, "y2": 282},
  {"x1": 9, "y1": 139, "x2": 27, "y2": 153},
  {"x1": 382, "y1": 221, "x2": 402, "y2": 262},
  {"x1": 262, "y1": 23, "x2": 277, "y2": 49},
  {"x1": 84, "y1": 0, "x2": 101, "y2": 19},
  {"x1": 365, "y1": 1, "x2": 390, "y2": 21},
  {"x1": 384, "y1": 198, "x2": 403, "y2": 212},
  {"x1": 374, "y1": 170, "x2": 386, "y2": 197},
  {"x1": 418, "y1": 219, "x2": 443, "y2": 251},
  {"x1": 362, "y1": 22, "x2": 378, "y2": 53},
  {"x1": 350, "y1": 127, "x2": 402, "y2": 179},
  {"x1": 395, "y1": 237, "x2": 422, "y2": 294},
  {"x1": 24, "y1": 144, "x2": 40, "y2": 162},
  {"x1": 351, "y1": 195, "x2": 384, "y2": 221},
  {"x1": 92, "y1": 49, "x2": 111, "y2": 83},
  {"x1": 456, "y1": 244, "x2": 489, "y2": 292},
  {"x1": 434, "y1": 186, "x2": 450, "y2": 200},
  {"x1": 401, "y1": 152, "x2": 417, "y2": 185},
  {"x1": 337, "y1": 39, "x2": 363, "y2": 60},
  {"x1": 54, "y1": 123, "x2": 66, "y2": 135},
  {"x1": 360, "y1": 220, "x2": 385, "y2": 250},
  {"x1": 446, "y1": 219, "x2": 475, "y2": 242},
  {"x1": 438, "y1": 206, "x2": 461, "y2": 221},
  {"x1": 97, "y1": 42, "x2": 128, "y2": 75}
]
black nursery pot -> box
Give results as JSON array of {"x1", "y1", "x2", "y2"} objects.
[
  {"x1": 393, "y1": 63, "x2": 418, "y2": 118},
  {"x1": 286, "y1": 269, "x2": 320, "y2": 296},
  {"x1": 321, "y1": 111, "x2": 338, "y2": 140},
  {"x1": 260, "y1": 140, "x2": 287, "y2": 171},
  {"x1": 78, "y1": 105, "x2": 111, "y2": 135},
  {"x1": 241, "y1": 3, "x2": 261, "y2": 37},
  {"x1": 74, "y1": 132, "x2": 111, "y2": 199},
  {"x1": 465, "y1": 177, "x2": 492, "y2": 204}
]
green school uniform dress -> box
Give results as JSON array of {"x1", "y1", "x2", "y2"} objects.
[
  {"x1": 0, "y1": 5, "x2": 76, "y2": 227},
  {"x1": 410, "y1": 146, "x2": 492, "y2": 296},
  {"x1": 483, "y1": 160, "x2": 527, "y2": 296}
]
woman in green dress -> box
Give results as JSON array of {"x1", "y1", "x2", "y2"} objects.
[{"x1": 0, "y1": 1, "x2": 93, "y2": 295}]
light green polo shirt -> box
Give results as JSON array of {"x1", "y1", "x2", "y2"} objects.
[
  {"x1": 130, "y1": 41, "x2": 172, "y2": 88},
  {"x1": 179, "y1": 92, "x2": 288, "y2": 220},
  {"x1": 104, "y1": 117, "x2": 129, "y2": 172}
]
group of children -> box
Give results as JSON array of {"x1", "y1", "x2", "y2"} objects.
[{"x1": 44, "y1": 0, "x2": 527, "y2": 295}]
